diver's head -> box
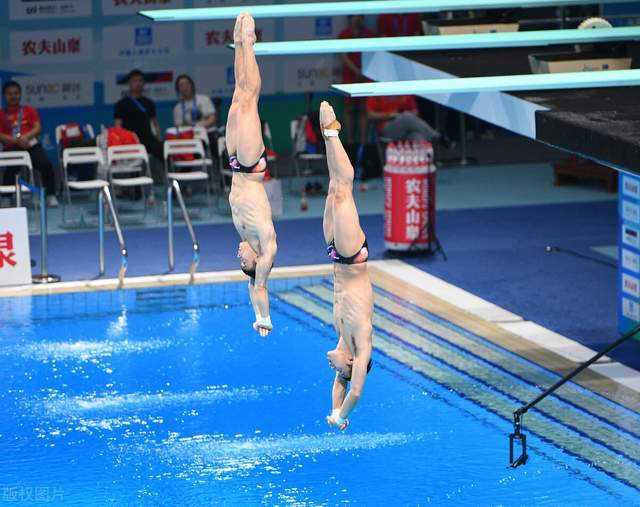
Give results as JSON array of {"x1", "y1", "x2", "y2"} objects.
[
  {"x1": 327, "y1": 348, "x2": 353, "y2": 379},
  {"x1": 237, "y1": 241, "x2": 257, "y2": 279},
  {"x1": 327, "y1": 348, "x2": 373, "y2": 381}
]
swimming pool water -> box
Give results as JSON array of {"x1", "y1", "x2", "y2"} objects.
[{"x1": 1, "y1": 277, "x2": 639, "y2": 506}]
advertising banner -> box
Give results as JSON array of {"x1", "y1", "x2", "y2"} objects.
[
  {"x1": 102, "y1": 0, "x2": 184, "y2": 16},
  {"x1": 195, "y1": 60, "x2": 276, "y2": 98},
  {"x1": 0, "y1": 208, "x2": 32, "y2": 287},
  {"x1": 194, "y1": 0, "x2": 273, "y2": 6},
  {"x1": 10, "y1": 28, "x2": 93, "y2": 65},
  {"x1": 9, "y1": 0, "x2": 92, "y2": 20},
  {"x1": 194, "y1": 19, "x2": 275, "y2": 55},
  {"x1": 104, "y1": 68, "x2": 184, "y2": 104},
  {"x1": 103, "y1": 24, "x2": 185, "y2": 61},
  {"x1": 619, "y1": 173, "x2": 640, "y2": 335},
  {"x1": 12, "y1": 73, "x2": 94, "y2": 108},
  {"x1": 280, "y1": 56, "x2": 341, "y2": 93}
]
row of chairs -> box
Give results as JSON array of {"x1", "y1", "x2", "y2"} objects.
[
  {"x1": 60, "y1": 133, "x2": 217, "y2": 224},
  {"x1": 60, "y1": 143, "x2": 152, "y2": 223},
  {"x1": 1, "y1": 119, "x2": 288, "y2": 216}
]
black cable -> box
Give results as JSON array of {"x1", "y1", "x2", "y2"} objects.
[{"x1": 545, "y1": 245, "x2": 617, "y2": 269}]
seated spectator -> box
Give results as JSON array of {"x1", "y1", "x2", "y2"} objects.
[
  {"x1": 338, "y1": 15, "x2": 375, "y2": 146},
  {"x1": 367, "y1": 95, "x2": 454, "y2": 148},
  {"x1": 173, "y1": 74, "x2": 216, "y2": 132},
  {"x1": 377, "y1": 13, "x2": 423, "y2": 37},
  {"x1": 114, "y1": 69, "x2": 163, "y2": 162},
  {"x1": 173, "y1": 74, "x2": 219, "y2": 167},
  {"x1": 0, "y1": 81, "x2": 59, "y2": 207}
]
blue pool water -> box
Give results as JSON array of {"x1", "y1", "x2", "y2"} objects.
[{"x1": 1, "y1": 277, "x2": 639, "y2": 506}]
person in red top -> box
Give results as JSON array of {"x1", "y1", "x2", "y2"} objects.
[
  {"x1": 367, "y1": 94, "x2": 453, "y2": 148},
  {"x1": 376, "y1": 13, "x2": 423, "y2": 37},
  {"x1": 0, "y1": 81, "x2": 58, "y2": 207},
  {"x1": 338, "y1": 15, "x2": 375, "y2": 146}
]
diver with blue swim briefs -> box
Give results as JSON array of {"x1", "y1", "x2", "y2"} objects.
[
  {"x1": 320, "y1": 100, "x2": 374, "y2": 431},
  {"x1": 227, "y1": 13, "x2": 277, "y2": 337}
]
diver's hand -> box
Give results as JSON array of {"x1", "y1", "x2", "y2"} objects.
[
  {"x1": 326, "y1": 410, "x2": 349, "y2": 431},
  {"x1": 252, "y1": 315, "x2": 272, "y2": 337}
]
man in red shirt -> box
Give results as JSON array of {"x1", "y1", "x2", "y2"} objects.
[
  {"x1": 0, "y1": 81, "x2": 58, "y2": 207},
  {"x1": 338, "y1": 15, "x2": 375, "y2": 146},
  {"x1": 377, "y1": 13, "x2": 423, "y2": 37},
  {"x1": 367, "y1": 94, "x2": 452, "y2": 148}
]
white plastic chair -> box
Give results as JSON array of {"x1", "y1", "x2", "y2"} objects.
[
  {"x1": 163, "y1": 139, "x2": 210, "y2": 206},
  {"x1": 61, "y1": 147, "x2": 108, "y2": 224},
  {"x1": 0, "y1": 151, "x2": 34, "y2": 207},
  {"x1": 55, "y1": 123, "x2": 95, "y2": 175},
  {"x1": 107, "y1": 144, "x2": 154, "y2": 218},
  {"x1": 165, "y1": 127, "x2": 214, "y2": 172}
]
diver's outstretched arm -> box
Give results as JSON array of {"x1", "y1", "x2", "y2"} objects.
[{"x1": 251, "y1": 233, "x2": 277, "y2": 336}]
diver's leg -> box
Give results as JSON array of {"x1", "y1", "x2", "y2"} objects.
[
  {"x1": 235, "y1": 13, "x2": 264, "y2": 167},
  {"x1": 320, "y1": 101, "x2": 365, "y2": 257}
]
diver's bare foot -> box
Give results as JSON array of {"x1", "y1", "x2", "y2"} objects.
[
  {"x1": 320, "y1": 100, "x2": 341, "y2": 132},
  {"x1": 234, "y1": 13, "x2": 244, "y2": 45},
  {"x1": 241, "y1": 12, "x2": 257, "y2": 45}
]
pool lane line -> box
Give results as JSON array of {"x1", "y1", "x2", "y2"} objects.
[
  {"x1": 299, "y1": 284, "x2": 640, "y2": 467},
  {"x1": 372, "y1": 294, "x2": 640, "y2": 439},
  {"x1": 315, "y1": 280, "x2": 640, "y2": 438},
  {"x1": 276, "y1": 290, "x2": 640, "y2": 491},
  {"x1": 369, "y1": 262, "x2": 640, "y2": 413},
  {"x1": 365, "y1": 360, "x2": 636, "y2": 504},
  {"x1": 277, "y1": 295, "x2": 629, "y2": 499}
]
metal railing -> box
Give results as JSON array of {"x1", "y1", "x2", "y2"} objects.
[
  {"x1": 16, "y1": 177, "x2": 60, "y2": 284},
  {"x1": 167, "y1": 179, "x2": 200, "y2": 283},
  {"x1": 98, "y1": 186, "x2": 128, "y2": 288}
]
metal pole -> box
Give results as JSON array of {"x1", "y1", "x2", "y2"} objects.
[
  {"x1": 516, "y1": 322, "x2": 640, "y2": 418},
  {"x1": 31, "y1": 184, "x2": 60, "y2": 284},
  {"x1": 168, "y1": 184, "x2": 174, "y2": 272},
  {"x1": 102, "y1": 187, "x2": 125, "y2": 250},
  {"x1": 174, "y1": 181, "x2": 198, "y2": 252},
  {"x1": 15, "y1": 176, "x2": 21, "y2": 208},
  {"x1": 98, "y1": 189, "x2": 105, "y2": 275},
  {"x1": 509, "y1": 321, "x2": 640, "y2": 467},
  {"x1": 459, "y1": 112, "x2": 469, "y2": 166},
  {"x1": 100, "y1": 187, "x2": 128, "y2": 287},
  {"x1": 39, "y1": 187, "x2": 47, "y2": 277},
  {"x1": 172, "y1": 180, "x2": 200, "y2": 282}
]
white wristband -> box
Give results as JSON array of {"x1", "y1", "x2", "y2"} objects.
[
  {"x1": 323, "y1": 129, "x2": 339, "y2": 138},
  {"x1": 256, "y1": 315, "x2": 273, "y2": 330}
]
